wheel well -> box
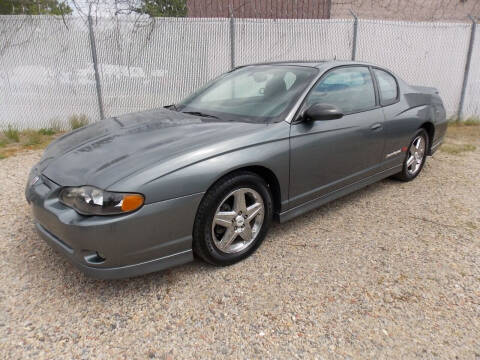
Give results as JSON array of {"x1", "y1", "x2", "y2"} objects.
[
  {"x1": 220, "y1": 166, "x2": 282, "y2": 215},
  {"x1": 420, "y1": 122, "x2": 435, "y2": 154}
]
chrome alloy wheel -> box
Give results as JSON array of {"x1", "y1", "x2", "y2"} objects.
[
  {"x1": 407, "y1": 135, "x2": 426, "y2": 175},
  {"x1": 211, "y1": 188, "x2": 265, "y2": 254}
]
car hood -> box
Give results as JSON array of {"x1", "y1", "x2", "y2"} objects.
[{"x1": 38, "y1": 108, "x2": 273, "y2": 189}]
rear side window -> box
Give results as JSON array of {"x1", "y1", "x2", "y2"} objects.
[
  {"x1": 306, "y1": 66, "x2": 376, "y2": 114},
  {"x1": 373, "y1": 69, "x2": 398, "y2": 105}
]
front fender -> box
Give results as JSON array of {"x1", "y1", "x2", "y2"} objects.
[{"x1": 109, "y1": 125, "x2": 291, "y2": 206}]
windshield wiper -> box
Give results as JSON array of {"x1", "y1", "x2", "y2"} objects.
[
  {"x1": 182, "y1": 111, "x2": 219, "y2": 119},
  {"x1": 164, "y1": 104, "x2": 178, "y2": 111}
]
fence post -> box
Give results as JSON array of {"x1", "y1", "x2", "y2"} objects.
[
  {"x1": 457, "y1": 15, "x2": 477, "y2": 120},
  {"x1": 350, "y1": 10, "x2": 358, "y2": 61},
  {"x1": 229, "y1": 5, "x2": 235, "y2": 69},
  {"x1": 87, "y1": 14, "x2": 105, "y2": 120}
]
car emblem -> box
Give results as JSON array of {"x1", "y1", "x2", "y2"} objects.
[{"x1": 30, "y1": 175, "x2": 40, "y2": 186}]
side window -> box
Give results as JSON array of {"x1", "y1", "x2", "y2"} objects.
[
  {"x1": 306, "y1": 67, "x2": 376, "y2": 113},
  {"x1": 373, "y1": 69, "x2": 398, "y2": 105}
]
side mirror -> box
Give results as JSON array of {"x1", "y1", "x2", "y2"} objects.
[{"x1": 303, "y1": 103, "x2": 344, "y2": 121}]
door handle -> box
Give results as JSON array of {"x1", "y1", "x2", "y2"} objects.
[{"x1": 370, "y1": 123, "x2": 383, "y2": 131}]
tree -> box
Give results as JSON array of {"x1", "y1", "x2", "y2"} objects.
[
  {"x1": 0, "y1": 0, "x2": 72, "y2": 15},
  {"x1": 135, "y1": 0, "x2": 187, "y2": 17}
]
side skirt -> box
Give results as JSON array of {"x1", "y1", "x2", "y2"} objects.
[
  {"x1": 429, "y1": 138, "x2": 443, "y2": 155},
  {"x1": 278, "y1": 165, "x2": 402, "y2": 223}
]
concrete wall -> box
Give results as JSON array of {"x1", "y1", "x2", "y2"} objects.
[
  {"x1": 187, "y1": 0, "x2": 479, "y2": 22},
  {"x1": 331, "y1": 0, "x2": 480, "y2": 22},
  {"x1": 186, "y1": 0, "x2": 331, "y2": 19}
]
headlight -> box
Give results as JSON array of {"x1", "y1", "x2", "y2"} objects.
[{"x1": 59, "y1": 186, "x2": 144, "y2": 216}]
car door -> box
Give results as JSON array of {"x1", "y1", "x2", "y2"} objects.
[
  {"x1": 288, "y1": 66, "x2": 386, "y2": 209},
  {"x1": 370, "y1": 67, "x2": 405, "y2": 169}
]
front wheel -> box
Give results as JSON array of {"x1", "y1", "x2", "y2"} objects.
[
  {"x1": 193, "y1": 171, "x2": 273, "y2": 266},
  {"x1": 393, "y1": 129, "x2": 429, "y2": 181}
]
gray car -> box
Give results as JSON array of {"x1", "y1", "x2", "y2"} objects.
[{"x1": 25, "y1": 61, "x2": 447, "y2": 279}]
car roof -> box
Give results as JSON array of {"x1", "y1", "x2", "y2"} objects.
[{"x1": 242, "y1": 60, "x2": 379, "y2": 69}]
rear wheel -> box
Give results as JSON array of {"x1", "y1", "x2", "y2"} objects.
[
  {"x1": 193, "y1": 172, "x2": 273, "y2": 266},
  {"x1": 393, "y1": 129, "x2": 429, "y2": 181}
]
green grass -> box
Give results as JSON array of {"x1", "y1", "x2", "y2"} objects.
[
  {"x1": 3, "y1": 125, "x2": 20, "y2": 142},
  {"x1": 440, "y1": 143, "x2": 476, "y2": 155},
  {"x1": 448, "y1": 116, "x2": 480, "y2": 126},
  {"x1": 0, "y1": 128, "x2": 64, "y2": 159},
  {"x1": 446, "y1": 118, "x2": 480, "y2": 142},
  {"x1": 38, "y1": 128, "x2": 57, "y2": 136},
  {"x1": 23, "y1": 131, "x2": 43, "y2": 146},
  {"x1": 37, "y1": 118, "x2": 64, "y2": 136},
  {"x1": 0, "y1": 116, "x2": 81, "y2": 159},
  {"x1": 463, "y1": 117, "x2": 480, "y2": 126},
  {"x1": 69, "y1": 114, "x2": 89, "y2": 130}
]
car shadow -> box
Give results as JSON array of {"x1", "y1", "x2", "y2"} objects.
[{"x1": 270, "y1": 177, "x2": 399, "y2": 234}]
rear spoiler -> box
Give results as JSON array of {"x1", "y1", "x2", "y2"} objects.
[{"x1": 411, "y1": 85, "x2": 439, "y2": 95}]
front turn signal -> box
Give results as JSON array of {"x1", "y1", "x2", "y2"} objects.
[
  {"x1": 59, "y1": 186, "x2": 145, "y2": 216},
  {"x1": 121, "y1": 194, "x2": 145, "y2": 212}
]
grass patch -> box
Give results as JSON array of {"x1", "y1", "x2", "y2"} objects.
[
  {"x1": 22, "y1": 130, "x2": 43, "y2": 146},
  {"x1": 3, "y1": 125, "x2": 20, "y2": 142},
  {"x1": 464, "y1": 117, "x2": 480, "y2": 126},
  {"x1": 34, "y1": 118, "x2": 62, "y2": 136},
  {"x1": 43, "y1": 118, "x2": 64, "y2": 134},
  {"x1": 0, "y1": 128, "x2": 64, "y2": 159},
  {"x1": 0, "y1": 117, "x2": 71, "y2": 159},
  {"x1": 448, "y1": 116, "x2": 480, "y2": 126},
  {"x1": 69, "y1": 114, "x2": 89, "y2": 130},
  {"x1": 440, "y1": 143, "x2": 476, "y2": 155},
  {"x1": 38, "y1": 128, "x2": 57, "y2": 136},
  {"x1": 446, "y1": 119, "x2": 480, "y2": 142}
]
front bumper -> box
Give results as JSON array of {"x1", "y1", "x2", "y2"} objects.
[{"x1": 26, "y1": 174, "x2": 203, "y2": 279}]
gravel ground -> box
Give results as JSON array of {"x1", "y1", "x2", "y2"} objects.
[{"x1": 0, "y1": 130, "x2": 479, "y2": 359}]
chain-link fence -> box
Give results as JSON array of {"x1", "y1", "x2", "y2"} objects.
[
  {"x1": 0, "y1": 14, "x2": 478, "y2": 130},
  {"x1": 356, "y1": 19, "x2": 473, "y2": 120},
  {"x1": 93, "y1": 17, "x2": 232, "y2": 119},
  {"x1": 234, "y1": 18, "x2": 353, "y2": 66},
  {"x1": 0, "y1": 16, "x2": 99, "y2": 130},
  {"x1": 463, "y1": 25, "x2": 480, "y2": 117}
]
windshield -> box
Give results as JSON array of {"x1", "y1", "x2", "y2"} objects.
[{"x1": 177, "y1": 65, "x2": 318, "y2": 123}]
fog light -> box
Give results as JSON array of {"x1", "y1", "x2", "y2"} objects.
[{"x1": 84, "y1": 251, "x2": 106, "y2": 264}]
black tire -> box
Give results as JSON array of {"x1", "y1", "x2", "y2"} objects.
[
  {"x1": 392, "y1": 128, "x2": 429, "y2": 182},
  {"x1": 193, "y1": 171, "x2": 273, "y2": 266}
]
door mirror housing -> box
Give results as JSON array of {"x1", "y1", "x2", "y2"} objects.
[{"x1": 303, "y1": 103, "x2": 344, "y2": 121}]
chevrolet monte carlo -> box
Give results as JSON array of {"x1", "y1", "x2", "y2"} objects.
[{"x1": 25, "y1": 61, "x2": 447, "y2": 279}]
